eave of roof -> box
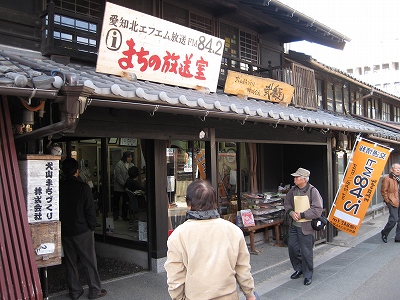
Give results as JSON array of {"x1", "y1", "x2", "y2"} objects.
[
  {"x1": 181, "y1": 0, "x2": 350, "y2": 50},
  {"x1": 351, "y1": 115, "x2": 400, "y2": 133},
  {"x1": 1, "y1": 48, "x2": 399, "y2": 144},
  {"x1": 237, "y1": 0, "x2": 351, "y2": 49}
]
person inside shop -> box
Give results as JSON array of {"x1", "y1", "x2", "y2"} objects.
[
  {"x1": 59, "y1": 157, "x2": 107, "y2": 300},
  {"x1": 380, "y1": 163, "x2": 400, "y2": 243},
  {"x1": 125, "y1": 166, "x2": 147, "y2": 209},
  {"x1": 113, "y1": 151, "x2": 134, "y2": 221},
  {"x1": 164, "y1": 179, "x2": 257, "y2": 300},
  {"x1": 284, "y1": 167, "x2": 323, "y2": 286}
]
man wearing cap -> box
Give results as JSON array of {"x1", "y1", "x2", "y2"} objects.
[{"x1": 284, "y1": 167, "x2": 323, "y2": 286}]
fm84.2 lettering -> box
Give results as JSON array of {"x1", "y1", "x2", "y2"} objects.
[{"x1": 188, "y1": 36, "x2": 223, "y2": 56}]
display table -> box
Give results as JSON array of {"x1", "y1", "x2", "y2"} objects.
[{"x1": 242, "y1": 219, "x2": 283, "y2": 253}]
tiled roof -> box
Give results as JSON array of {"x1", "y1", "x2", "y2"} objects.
[{"x1": 1, "y1": 46, "x2": 399, "y2": 143}]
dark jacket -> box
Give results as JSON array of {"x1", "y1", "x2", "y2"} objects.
[
  {"x1": 284, "y1": 183, "x2": 323, "y2": 235},
  {"x1": 125, "y1": 178, "x2": 145, "y2": 192},
  {"x1": 60, "y1": 176, "x2": 97, "y2": 237}
]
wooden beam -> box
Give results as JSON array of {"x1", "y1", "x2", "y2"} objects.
[{"x1": 351, "y1": 94, "x2": 373, "y2": 103}]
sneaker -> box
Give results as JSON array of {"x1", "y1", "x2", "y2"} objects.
[{"x1": 88, "y1": 289, "x2": 107, "y2": 299}]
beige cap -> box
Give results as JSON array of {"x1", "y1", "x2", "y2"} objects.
[{"x1": 291, "y1": 167, "x2": 310, "y2": 177}]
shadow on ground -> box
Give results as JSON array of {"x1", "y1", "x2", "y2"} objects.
[{"x1": 46, "y1": 256, "x2": 145, "y2": 295}]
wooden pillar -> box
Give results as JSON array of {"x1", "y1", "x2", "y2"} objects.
[{"x1": 147, "y1": 139, "x2": 169, "y2": 269}]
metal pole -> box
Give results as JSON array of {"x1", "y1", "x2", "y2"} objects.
[{"x1": 40, "y1": 267, "x2": 49, "y2": 300}]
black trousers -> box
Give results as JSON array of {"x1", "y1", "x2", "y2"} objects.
[
  {"x1": 113, "y1": 191, "x2": 128, "y2": 219},
  {"x1": 382, "y1": 203, "x2": 400, "y2": 240},
  {"x1": 288, "y1": 225, "x2": 315, "y2": 279},
  {"x1": 62, "y1": 230, "x2": 102, "y2": 298}
]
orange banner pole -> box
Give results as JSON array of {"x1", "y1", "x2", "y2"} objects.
[
  {"x1": 328, "y1": 137, "x2": 392, "y2": 236},
  {"x1": 195, "y1": 149, "x2": 206, "y2": 180}
]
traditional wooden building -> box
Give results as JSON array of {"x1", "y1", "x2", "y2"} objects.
[{"x1": 1, "y1": 1, "x2": 400, "y2": 298}]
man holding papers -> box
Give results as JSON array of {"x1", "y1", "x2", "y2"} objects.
[{"x1": 284, "y1": 167, "x2": 323, "y2": 286}]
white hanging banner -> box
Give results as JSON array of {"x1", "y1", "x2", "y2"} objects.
[{"x1": 97, "y1": 2, "x2": 225, "y2": 92}]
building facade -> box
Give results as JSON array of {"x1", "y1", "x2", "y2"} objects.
[
  {"x1": 344, "y1": 40, "x2": 400, "y2": 101},
  {"x1": 2, "y1": 1, "x2": 400, "y2": 298}
]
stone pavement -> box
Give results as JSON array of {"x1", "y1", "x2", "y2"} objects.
[
  {"x1": 49, "y1": 211, "x2": 388, "y2": 300},
  {"x1": 245, "y1": 211, "x2": 388, "y2": 299}
]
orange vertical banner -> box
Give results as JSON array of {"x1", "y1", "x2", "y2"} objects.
[{"x1": 328, "y1": 137, "x2": 392, "y2": 236}]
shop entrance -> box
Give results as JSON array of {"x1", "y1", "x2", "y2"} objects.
[{"x1": 57, "y1": 138, "x2": 148, "y2": 244}]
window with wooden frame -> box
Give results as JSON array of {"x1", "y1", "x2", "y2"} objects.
[
  {"x1": 382, "y1": 103, "x2": 391, "y2": 121},
  {"x1": 43, "y1": 0, "x2": 104, "y2": 59},
  {"x1": 220, "y1": 22, "x2": 259, "y2": 68},
  {"x1": 163, "y1": 2, "x2": 213, "y2": 35},
  {"x1": 316, "y1": 79, "x2": 324, "y2": 109},
  {"x1": 334, "y1": 84, "x2": 343, "y2": 113},
  {"x1": 354, "y1": 92, "x2": 364, "y2": 116},
  {"x1": 394, "y1": 106, "x2": 400, "y2": 122},
  {"x1": 49, "y1": 0, "x2": 104, "y2": 18},
  {"x1": 290, "y1": 63, "x2": 317, "y2": 109},
  {"x1": 343, "y1": 85, "x2": 350, "y2": 114},
  {"x1": 240, "y1": 30, "x2": 258, "y2": 63},
  {"x1": 326, "y1": 83, "x2": 334, "y2": 112},
  {"x1": 51, "y1": 14, "x2": 98, "y2": 49},
  {"x1": 163, "y1": 2, "x2": 188, "y2": 26},
  {"x1": 367, "y1": 98, "x2": 378, "y2": 119},
  {"x1": 190, "y1": 12, "x2": 212, "y2": 34}
]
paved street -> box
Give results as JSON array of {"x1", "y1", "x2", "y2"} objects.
[
  {"x1": 258, "y1": 232, "x2": 400, "y2": 299},
  {"x1": 50, "y1": 212, "x2": 396, "y2": 300}
]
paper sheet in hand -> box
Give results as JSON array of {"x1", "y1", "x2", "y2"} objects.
[{"x1": 294, "y1": 196, "x2": 310, "y2": 222}]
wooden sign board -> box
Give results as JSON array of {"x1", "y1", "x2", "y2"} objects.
[
  {"x1": 18, "y1": 155, "x2": 60, "y2": 223},
  {"x1": 97, "y1": 2, "x2": 225, "y2": 92},
  {"x1": 30, "y1": 221, "x2": 62, "y2": 268},
  {"x1": 224, "y1": 70, "x2": 294, "y2": 104}
]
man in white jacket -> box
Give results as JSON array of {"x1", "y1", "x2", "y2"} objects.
[{"x1": 164, "y1": 179, "x2": 256, "y2": 300}]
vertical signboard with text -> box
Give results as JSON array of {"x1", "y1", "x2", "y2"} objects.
[
  {"x1": 19, "y1": 154, "x2": 62, "y2": 267},
  {"x1": 19, "y1": 155, "x2": 60, "y2": 223},
  {"x1": 328, "y1": 137, "x2": 392, "y2": 236},
  {"x1": 97, "y1": 2, "x2": 225, "y2": 92}
]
